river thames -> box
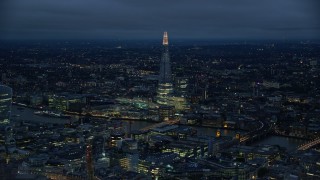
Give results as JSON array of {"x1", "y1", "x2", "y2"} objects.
[{"x1": 11, "y1": 105, "x2": 306, "y2": 151}]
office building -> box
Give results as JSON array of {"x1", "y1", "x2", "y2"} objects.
[
  {"x1": 157, "y1": 32, "x2": 174, "y2": 105},
  {"x1": 0, "y1": 84, "x2": 12, "y2": 125}
]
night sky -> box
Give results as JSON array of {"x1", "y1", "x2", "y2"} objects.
[{"x1": 0, "y1": 0, "x2": 319, "y2": 40}]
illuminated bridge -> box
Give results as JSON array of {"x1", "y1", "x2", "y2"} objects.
[
  {"x1": 297, "y1": 137, "x2": 320, "y2": 151},
  {"x1": 240, "y1": 120, "x2": 271, "y2": 144},
  {"x1": 139, "y1": 118, "x2": 270, "y2": 144},
  {"x1": 140, "y1": 120, "x2": 179, "y2": 131}
]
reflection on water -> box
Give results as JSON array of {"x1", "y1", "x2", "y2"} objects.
[
  {"x1": 12, "y1": 105, "x2": 306, "y2": 151},
  {"x1": 252, "y1": 136, "x2": 306, "y2": 151},
  {"x1": 11, "y1": 105, "x2": 71, "y2": 124},
  {"x1": 192, "y1": 126, "x2": 238, "y2": 137},
  {"x1": 123, "y1": 121, "x2": 305, "y2": 150}
]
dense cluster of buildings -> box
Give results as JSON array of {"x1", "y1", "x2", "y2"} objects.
[{"x1": 0, "y1": 34, "x2": 320, "y2": 179}]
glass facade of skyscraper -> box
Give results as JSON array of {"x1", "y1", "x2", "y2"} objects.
[
  {"x1": 0, "y1": 84, "x2": 12, "y2": 125},
  {"x1": 157, "y1": 32, "x2": 174, "y2": 105}
]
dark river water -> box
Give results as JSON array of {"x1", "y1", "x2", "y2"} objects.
[
  {"x1": 123, "y1": 120, "x2": 305, "y2": 151},
  {"x1": 12, "y1": 105, "x2": 306, "y2": 151}
]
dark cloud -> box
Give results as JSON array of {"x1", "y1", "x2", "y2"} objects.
[{"x1": 0, "y1": 0, "x2": 319, "y2": 40}]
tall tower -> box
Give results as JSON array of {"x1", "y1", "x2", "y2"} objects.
[
  {"x1": 157, "y1": 32, "x2": 173, "y2": 105},
  {"x1": 0, "y1": 84, "x2": 12, "y2": 125},
  {"x1": 86, "y1": 144, "x2": 94, "y2": 180}
]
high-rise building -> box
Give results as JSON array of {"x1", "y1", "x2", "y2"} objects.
[
  {"x1": 86, "y1": 144, "x2": 94, "y2": 180},
  {"x1": 157, "y1": 32, "x2": 174, "y2": 105},
  {"x1": 0, "y1": 84, "x2": 12, "y2": 125}
]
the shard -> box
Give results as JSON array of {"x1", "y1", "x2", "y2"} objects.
[
  {"x1": 157, "y1": 32, "x2": 174, "y2": 105},
  {"x1": 0, "y1": 84, "x2": 12, "y2": 125}
]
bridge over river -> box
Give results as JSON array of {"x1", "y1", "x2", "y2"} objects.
[
  {"x1": 11, "y1": 105, "x2": 306, "y2": 151},
  {"x1": 240, "y1": 120, "x2": 271, "y2": 145},
  {"x1": 297, "y1": 137, "x2": 320, "y2": 151}
]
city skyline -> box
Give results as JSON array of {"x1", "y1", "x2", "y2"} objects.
[
  {"x1": 1, "y1": 1, "x2": 320, "y2": 179},
  {"x1": 1, "y1": 28, "x2": 320, "y2": 179},
  {"x1": 1, "y1": 0, "x2": 319, "y2": 40}
]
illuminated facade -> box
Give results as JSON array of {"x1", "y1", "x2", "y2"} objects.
[
  {"x1": 120, "y1": 152, "x2": 139, "y2": 172},
  {"x1": 158, "y1": 106, "x2": 175, "y2": 121},
  {"x1": 157, "y1": 32, "x2": 174, "y2": 105},
  {"x1": 156, "y1": 33, "x2": 190, "y2": 113},
  {"x1": 0, "y1": 84, "x2": 12, "y2": 125}
]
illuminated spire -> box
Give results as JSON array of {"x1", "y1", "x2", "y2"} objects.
[
  {"x1": 163, "y1": 31, "x2": 168, "y2": 46},
  {"x1": 159, "y1": 31, "x2": 171, "y2": 84},
  {"x1": 157, "y1": 32, "x2": 173, "y2": 106}
]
